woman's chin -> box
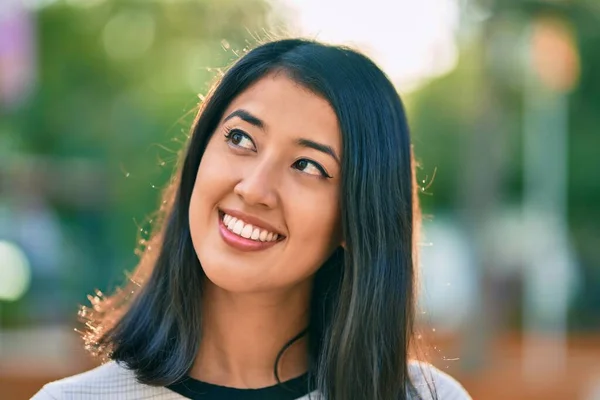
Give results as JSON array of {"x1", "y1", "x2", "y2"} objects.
[{"x1": 201, "y1": 262, "x2": 272, "y2": 293}]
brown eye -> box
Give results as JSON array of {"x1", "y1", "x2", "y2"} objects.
[
  {"x1": 292, "y1": 158, "x2": 331, "y2": 178},
  {"x1": 296, "y1": 159, "x2": 308, "y2": 170},
  {"x1": 231, "y1": 132, "x2": 243, "y2": 145},
  {"x1": 224, "y1": 129, "x2": 255, "y2": 151}
]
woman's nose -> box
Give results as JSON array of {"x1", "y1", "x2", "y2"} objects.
[{"x1": 233, "y1": 161, "x2": 279, "y2": 209}]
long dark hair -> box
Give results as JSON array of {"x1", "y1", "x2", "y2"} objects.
[{"x1": 81, "y1": 38, "x2": 426, "y2": 399}]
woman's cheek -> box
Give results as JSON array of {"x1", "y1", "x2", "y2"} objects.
[{"x1": 290, "y1": 192, "x2": 339, "y2": 243}]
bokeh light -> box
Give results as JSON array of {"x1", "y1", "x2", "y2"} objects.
[
  {"x1": 0, "y1": 240, "x2": 32, "y2": 302},
  {"x1": 102, "y1": 10, "x2": 156, "y2": 62}
]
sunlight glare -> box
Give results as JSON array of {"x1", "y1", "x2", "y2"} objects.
[{"x1": 276, "y1": 0, "x2": 460, "y2": 92}]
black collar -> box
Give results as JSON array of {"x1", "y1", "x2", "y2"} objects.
[{"x1": 166, "y1": 372, "x2": 311, "y2": 400}]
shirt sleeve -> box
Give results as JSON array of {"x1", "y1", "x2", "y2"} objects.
[
  {"x1": 30, "y1": 383, "x2": 62, "y2": 400},
  {"x1": 429, "y1": 368, "x2": 471, "y2": 400},
  {"x1": 409, "y1": 361, "x2": 472, "y2": 400}
]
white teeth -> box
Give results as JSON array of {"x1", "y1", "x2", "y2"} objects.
[
  {"x1": 259, "y1": 230, "x2": 268, "y2": 241},
  {"x1": 222, "y1": 213, "x2": 281, "y2": 242},
  {"x1": 233, "y1": 220, "x2": 244, "y2": 235},
  {"x1": 241, "y1": 224, "x2": 253, "y2": 238},
  {"x1": 227, "y1": 217, "x2": 237, "y2": 230}
]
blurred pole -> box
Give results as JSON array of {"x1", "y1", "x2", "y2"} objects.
[
  {"x1": 457, "y1": 15, "x2": 507, "y2": 371},
  {"x1": 521, "y1": 15, "x2": 579, "y2": 380}
]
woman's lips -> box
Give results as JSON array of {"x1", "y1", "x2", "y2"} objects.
[{"x1": 218, "y1": 212, "x2": 282, "y2": 252}]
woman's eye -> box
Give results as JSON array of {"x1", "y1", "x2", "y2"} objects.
[
  {"x1": 293, "y1": 159, "x2": 331, "y2": 178},
  {"x1": 224, "y1": 129, "x2": 255, "y2": 151}
]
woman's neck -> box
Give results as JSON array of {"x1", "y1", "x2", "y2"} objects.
[{"x1": 190, "y1": 280, "x2": 311, "y2": 388}]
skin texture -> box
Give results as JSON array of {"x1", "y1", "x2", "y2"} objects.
[{"x1": 187, "y1": 73, "x2": 344, "y2": 388}]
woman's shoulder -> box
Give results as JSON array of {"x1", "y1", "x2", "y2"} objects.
[
  {"x1": 408, "y1": 360, "x2": 472, "y2": 400},
  {"x1": 293, "y1": 361, "x2": 472, "y2": 400},
  {"x1": 30, "y1": 361, "x2": 185, "y2": 400}
]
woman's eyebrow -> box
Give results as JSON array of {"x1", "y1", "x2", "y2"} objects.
[
  {"x1": 223, "y1": 109, "x2": 265, "y2": 129},
  {"x1": 296, "y1": 138, "x2": 340, "y2": 165}
]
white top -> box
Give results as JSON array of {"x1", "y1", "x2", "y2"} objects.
[{"x1": 31, "y1": 360, "x2": 471, "y2": 399}]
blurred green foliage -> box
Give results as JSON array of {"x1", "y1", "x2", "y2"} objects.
[
  {"x1": 408, "y1": 0, "x2": 600, "y2": 329},
  {"x1": 2, "y1": 0, "x2": 278, "y2": 324}
]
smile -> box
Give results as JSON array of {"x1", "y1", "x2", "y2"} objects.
[
  {"x1": 222, "y1": 212, "x2": 280, "y2": 242},
  {"x1": 217, "y1": 210, "x2": 285, "y2": 252}
]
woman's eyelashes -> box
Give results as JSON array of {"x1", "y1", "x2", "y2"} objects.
[
  {"x1": 224, "y1": 128, "x2": 256, "y2": 151},
  {"x1": 223, "y1": 127, "x2": 332, "y2": 179},
  {"x1": 292, "y1": 159, "x2": 332, "y2": 179}
]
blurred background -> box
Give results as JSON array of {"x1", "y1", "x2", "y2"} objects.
[{"x1": 0, "y1": 0, "x2": 598, "y2": 398}]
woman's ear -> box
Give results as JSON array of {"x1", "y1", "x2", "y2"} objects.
[{"x1": 341, "y1": 240, "x2": 346, "y2": 250}]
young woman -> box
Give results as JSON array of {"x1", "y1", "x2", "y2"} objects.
[{"x1": 32, "y1": 39, "x2": 471, "y2": 400}]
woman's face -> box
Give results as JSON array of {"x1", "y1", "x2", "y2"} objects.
[{"x1": 189, "y1": 73, "x2": 343, "y2": 293}]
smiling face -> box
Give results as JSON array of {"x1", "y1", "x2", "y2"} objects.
[{"x1": 188, "y1": 72, "x2": 343, "y2": 293}]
